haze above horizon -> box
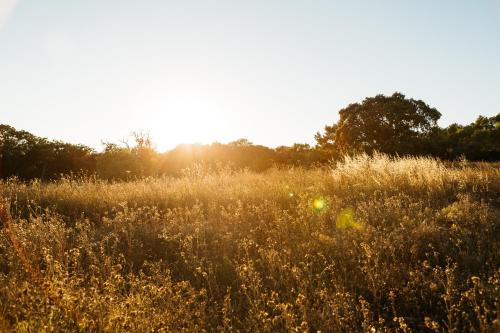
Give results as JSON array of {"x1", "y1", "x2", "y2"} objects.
[{"x1": 1, "y1": 0, "x2": 499, "y2": 151}]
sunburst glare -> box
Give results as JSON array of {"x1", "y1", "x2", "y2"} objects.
[{"x1": 312, "y1": 198, "x2": 327, "y2": 212}]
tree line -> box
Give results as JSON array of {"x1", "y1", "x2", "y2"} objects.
[{"x1": 1, "y1": 92, "x2": 499, "y2": 180}]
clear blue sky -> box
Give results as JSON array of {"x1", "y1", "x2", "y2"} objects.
[{"x1": 1, "y1": 0, "x2": 499, "y2": 151}]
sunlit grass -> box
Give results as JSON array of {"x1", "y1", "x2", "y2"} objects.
[{"x1": 0, "y1": 155, "x2": 499, "y2": 332}]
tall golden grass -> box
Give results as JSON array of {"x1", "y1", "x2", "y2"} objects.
[{"x1": 0, "y1": 155, "x2": 499, "y2": 332}]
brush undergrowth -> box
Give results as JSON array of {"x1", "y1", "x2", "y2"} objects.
[{"x1": 0, "y1": 155, "x2": 499, "y2": 332}]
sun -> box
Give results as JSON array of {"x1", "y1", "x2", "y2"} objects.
[{"x1": 136, "y1": 83, "x2": 230, "y2": 151}]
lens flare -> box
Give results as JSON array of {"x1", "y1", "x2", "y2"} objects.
[
  {"x1": 336, "y1": 207, "x2": 363, "y2": 230},
  {"x1": 312, "y1": 198, "x2": 326, "y2": 212}
]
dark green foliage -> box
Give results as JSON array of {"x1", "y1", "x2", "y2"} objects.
[
  {"x1": 96, "y1": 133, "x2": 159, "y2": 180},
  {"x1": 315, "y1": 92, "x2": 442, "y2": 155},
  {"x1": 316, "y1": 93, "x2": 499, "y2": 161},
  {"x1": 159, "y1": 140, "x2": 277, "y2": 175},
  {"x1": 274, "y1": 144, "x2": 332, "y2": 166},
  {"x1": 436, "y1": 114, "x2": 500, "y2": 161},
  {"x1": 0, "y1": 125, "x2": 96, "y2": 180},
  {"x1": 1, "y1": 93, "x2": 499, "y2": 181}
]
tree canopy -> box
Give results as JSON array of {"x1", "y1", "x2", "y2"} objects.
[
  {"x1": 315, "y1": 92, "x2": 441, "y2": 155},
  {"x1": 1, "y1": 92, "x2": 498, "y2": 181},
  {"x1": 0, "y1": 124, "x2": 96, "y2": 180}
]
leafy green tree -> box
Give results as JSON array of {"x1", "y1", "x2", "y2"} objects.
[
  {"x1": 0, "y1": 124, "x2": 42, "y2": 178},
  {"x1": 275, "y1": 144, "x2": 331, "y2": 166},
  {"x1": 228, "y1": 138, "x2": 253, "y2": 147},
  {"x1": 131, "y1": 131, "x2": 158, "y2": 177},
  {"x1": 0, "y1": 124, "x2": 95, "y2": 180},
  {"x1": 95, "y1": 143, "x2": 137, "y2": 180},
  {"x1": 159, "y1": 140, "x2": 277, "y2": 175},
  {"x1": 437, "y1": 113, "x2": 500, "y2": 160},
  {"x1": 315, "y1": 92, "x2": 441, "y2": 155},
  {"x1": 96, "y1": 132, "x2": 159, "y2": 180}
]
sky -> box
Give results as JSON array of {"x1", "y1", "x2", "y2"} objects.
[{"x1": 1, "y1": 0, "x2": 499, "y2": 152}]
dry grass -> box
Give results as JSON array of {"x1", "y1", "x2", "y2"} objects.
[{"x1": 0, "y1": 155, "x2": 499, "y2": 332}]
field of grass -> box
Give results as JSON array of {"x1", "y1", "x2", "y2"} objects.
[{"x1": 0, "y1": 155, "x2": 499, "y2": 332}]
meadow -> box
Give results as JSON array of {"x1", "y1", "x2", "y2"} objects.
[{"x1": 0, "y1": 154, "x2": 499, "y2": 332}]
